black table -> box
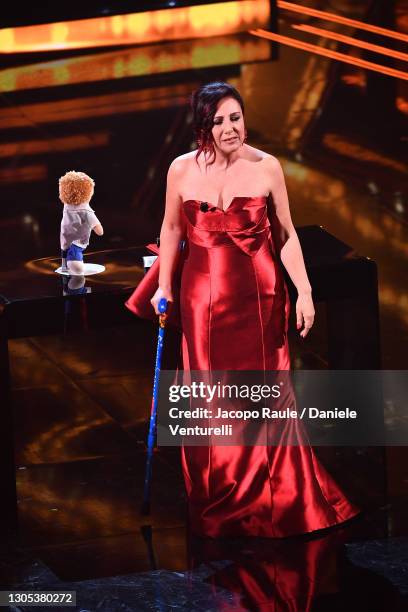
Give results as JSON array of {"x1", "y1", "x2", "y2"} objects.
[{"x1": 0, "y1": 226, "x2": 382, "y2": 538}]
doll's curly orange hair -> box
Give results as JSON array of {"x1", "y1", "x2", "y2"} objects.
[{"x1": 59, "y1": 171, "x2": 95, "y2": 205}]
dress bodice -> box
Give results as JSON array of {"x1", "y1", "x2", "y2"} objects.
[{"x1": 182, "y1": 196, "x2": 270, "y2": 256}]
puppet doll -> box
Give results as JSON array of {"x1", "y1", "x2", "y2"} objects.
[{"x1": 59, "y1": 171, "x2": 103, "y2": 275}]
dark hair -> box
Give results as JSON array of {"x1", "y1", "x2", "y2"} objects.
[{"x1": 190, "y1": 81, "x2": 245, "y2": 165}]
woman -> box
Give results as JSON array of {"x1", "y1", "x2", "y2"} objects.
[{"x1": 127, "y1": 81, "x2": 359, "y2": 537}]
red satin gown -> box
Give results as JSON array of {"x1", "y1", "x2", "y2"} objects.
[{"x1": 126, "y1": 195, "x2": 360, "y2": 538}]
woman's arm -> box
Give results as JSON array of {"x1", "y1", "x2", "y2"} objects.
[
  {"x1": 151, "y1": 157, "x2": 186, "y2": 313},
  {"x1": 265, "y1": 156, "x2": 315, "y2": 338}
]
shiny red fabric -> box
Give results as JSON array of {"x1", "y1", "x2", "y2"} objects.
[
  {"x1": 125, "y1": 242, "x2": 184, "y2": 328},
  {"x1": 125, "y1": 196, "x2": 360, "y2": 538}
]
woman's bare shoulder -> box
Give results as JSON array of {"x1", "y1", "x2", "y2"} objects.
[
  {"x1": 243, "y1": 144, "x2": 280, "y2": 167},
  {"x1": 169, "y1": 150, "x2": 197, "y2": 172},
  {"x1": 262, "y1": 156, "x2": 282, "y2": 172},
  {"x1": 243, "y1": 144, "x2": 276, "y2": 163}
]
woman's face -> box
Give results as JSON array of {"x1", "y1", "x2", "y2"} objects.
[{"x1": 211, "y1": 96, "x2": 245, "y2": 154}]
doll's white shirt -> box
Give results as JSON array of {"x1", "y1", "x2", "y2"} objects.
[{"x1": 60, "y1": 202, "x2": 100, "y2": 250}]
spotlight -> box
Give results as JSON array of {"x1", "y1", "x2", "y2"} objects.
[
  {"x1": 393, "y1": 191, "x2": 405, "y2": 214},
  {"x1": 367, "y1": 181, "x2": 379, "y2": 196}
]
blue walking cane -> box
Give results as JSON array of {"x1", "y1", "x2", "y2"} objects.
[{"x1": 142, "y1": 296, "x2": 168, "y2": 515}]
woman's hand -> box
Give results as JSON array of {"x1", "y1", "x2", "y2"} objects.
[
  {"x1": 151, "y1": 286, "x2": 173, "y2": 315},
  {"x1": 296, "y1": 292, "x2": 315, "y2": 338}
]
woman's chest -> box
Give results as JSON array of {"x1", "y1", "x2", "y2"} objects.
[{"x1": 182, "y1": 164, "x2": 270, "y2": 210}]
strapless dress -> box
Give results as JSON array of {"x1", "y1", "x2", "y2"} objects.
[{"x1": 126, "y1": 195, "x2": 360, "y2": 537}]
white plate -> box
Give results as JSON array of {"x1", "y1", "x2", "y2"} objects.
[
  {"x1": 55, "y1": 263, "x2": 106, "y2": 276},
  {"x1": 143, "y1": 255, "x2": 158, "y2": 268}
]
